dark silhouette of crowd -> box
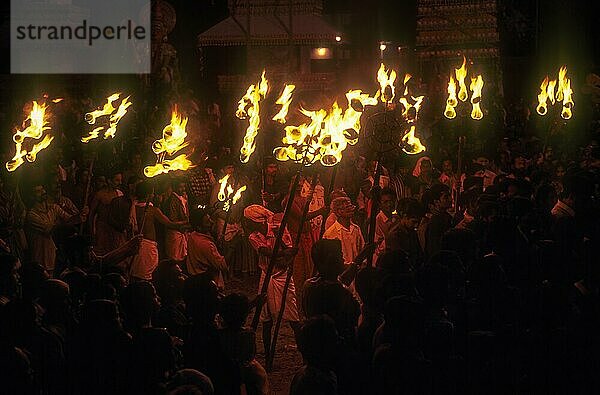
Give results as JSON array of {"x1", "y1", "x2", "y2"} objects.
[{"x1": 1, "y1": 90, "x2": 600, "y2": 394}]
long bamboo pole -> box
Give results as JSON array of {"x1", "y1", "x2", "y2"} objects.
[
  {"x1": 251, "y1": 168, "x2": 303, "y2": 331},
  {"x1": 267, "y1": 173, "x2": 318, "y2": 371}
]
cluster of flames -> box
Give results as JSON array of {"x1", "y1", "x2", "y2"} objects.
[
  {"x1": 273, "y1": 89, "x2": 378, "y2": 166},
  {"x1": 6, "y1": 99, "x2": 62, "y2": 172},
  {"x1": 217, "y1": 173, "x2": 247, "y2": 212},
  {"x1": 377, "y1": 64, "x2": 427, "y2": 155},
  {"x1": 144, "y1": 106, "x2": 194, "y2": 178},
  {"x1": 536, "y1": 66, "x2": 574, "y2": 120},
  {"x1": 444, "y1": 57, "x2": 484, "y2": 120},
  {"x1": 81, "y1": 93, "x2": 132, "y2": 143},
  {"x1": 237, "y1": 64, "x2": 427, "y2": 167},
  {"x1": 236, "y1": 71, "x2": 269, "y2": 164}
]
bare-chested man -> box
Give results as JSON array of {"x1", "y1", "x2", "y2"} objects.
[
  {"x1": 88, "y1": 171, "x2": 126, "y2": 254},
  {"x1": 130, "y1": 181, "x2": 188, "y2": 281}
]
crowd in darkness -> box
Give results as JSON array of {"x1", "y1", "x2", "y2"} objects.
[{"x1": 1, "y1": 87, "x2": 600, "y2": 395}]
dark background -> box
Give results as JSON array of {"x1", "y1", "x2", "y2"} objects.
[{"x1": 1, "y1": 0, "x2": 599, "y2": 104}]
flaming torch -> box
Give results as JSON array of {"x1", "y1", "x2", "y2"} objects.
[
  {"x1": 376, "y1": 63, "x2": 397, "y2": 104},
  {"x1": 217, "y1": 174, "x2": 247, "y2": 213},
  {"x1": 255, "y1": 85, "x2": 377, "y2": 348},
  {"x1": 144, "y1": 106, "x2": 194, "y2": 178},
  {"x1": 444, "y1": 57, "x2": 484, "y2": 121},
  {"x1": 237, "y1": 71, "x2": 269, "y2": 163},
  {"x1": 272, "y1": 84, "x2": 296, "y2": 124},
  {"x1": 6, "y1": 100, "x2": 58, "y2": 172},
  {"x1": 81, "y1": 93, "x2": 132, "y2": 142},
  {"x1": 470, "y1": 75, "x2": 484, "y2": 120},
  {"x1": 536, "y1": 66, "x2": 574, "y2": 120}
]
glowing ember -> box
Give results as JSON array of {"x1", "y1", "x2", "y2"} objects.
[
  {"x1": 6, "y1": 101, "x2": 55, "y2": 172},
  {"x1": 237, "y1": 71, "x2": 268, "y2": 163},
  {"x1": 444, "y1": 75, "x2": 458, "y2": 119},
  {"x1": 82, "y1": 93, "x2": 132, "y2": 142},
  {"x1": 470, "y1": 75, "x2": 484, "y2": 120},
  {"x1": 272, "y1": 84, "x2": 296, "y2": 124},
  {"x1": 144, "y1": 106, "x2": 194, "y2": 178},
  {"x1": 400, "y1": 125, "x2": 426, "y2": 155},
  {"x1": 376, "y1": 63, "x2": 397, "y2": 103},
  {"x1": 455, "y1": 56, "x2": 468, "y2": 102}
]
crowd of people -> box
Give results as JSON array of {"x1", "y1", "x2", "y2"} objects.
[{"x1": 1, "y1": 97, "x2": 600, "y2": 394}]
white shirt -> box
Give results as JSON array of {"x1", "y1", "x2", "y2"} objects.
[{"x1": 323, "y1": 220, "x2": 365, "y2": 264}]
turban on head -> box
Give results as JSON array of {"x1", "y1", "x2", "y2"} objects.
[{"x1": 243, "y1": 204, "x2": 274, "y2": 224}]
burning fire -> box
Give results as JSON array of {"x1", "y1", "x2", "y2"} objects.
[
  {"x1": 144, "y1": 106, "x2": 194, "y2": 178},
  {"x1": 217, "y1": 173, "x2": 247, "y2": 212},
  {"x1": 272, "y1": 84, "x2": 295, "y2": 124},
  {"x1": 455, "y1": 57, "x2": 468, "y2": 102},
  {"x1": 274, "y1": 90, "x2": 377, "y2": 167},
  {"x1": 445, "y1": 75, "x2": 458, "y2": 119},
  {"x1": 536, "y1": 77, "x2": 550, "y2": 116},
  {"x1": 143, "y1": 155, "x2": 193, "y2": 178},
  {"x1": 6, "y1": 101, "x2": 56, "y2": 172},
  {"x1": 237, "y1": 71, "x2": 269, "y2": 163},
  {"x1": 82, "y1": 93, "x2": 132, "y2": 142},
  {"x1": 470, "y1": 75, "x2": 484, "y2": 120},
  {"x1": 536, "y1": 66, "x2": 574, "y2": 119},
  {"x1": 444, "y1": 57, "x2": 484, "y2": 120},
  {"x1": 400, "y1": 126, "x2": 426, "y2": 155},
  {"x1": 376, "y1": 63, "x2": 397, "y2": 103}
]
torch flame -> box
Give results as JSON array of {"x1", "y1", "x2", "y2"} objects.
[
  {"x1": 536, "y1": 66, "x2": 574, "y2": 119},
  {"x1": 403, "y1": 73, "x2": 412, "y2": 96},
  {"x1": 144, "y1": 106, "x2": 194, "y2": 178},
  {"x1": 143, "y1": 154, "x2": 193, "y2": 178},
  {"x1": 536, "y1": 76, "x2": 549, "y2": 115},
  {"x1": 376, "y1": 63, "x2": 397, "y2": 103},
  {"x1": 218, "y1": 174, "x2": 231, "y2": 202},
  {"x1": 470, "y1": 75, "x2": 484, "y2": 120},
  {"x1": 399, "y1": 95, "x2": 425, "y2": 123},
  {"x1": 401, "y1": 126, "x2": 426, "y2": 155},
  {"x1": 237, "y1": 71, "x2": 268, "y2": 163},
  {"x1": 455, "y1": 56, "x2": 468, "y2": 102},
  {"x1": 556, "y1": 66, "x2": 567, "y2": 102},
  {"x1": 152, "y1": 107, "x2": 189, "y2": 156},
  {"x1": 217, "y1": 173, "x2": 247, "y2": 212},
  {"x1": 81, "y1": 93, "x2": 132, "y2": 142},
  {"x1": 6, "y1": 101, "x2": 55, "y2": 172},
  {"x1": 561, "y1": 77, "x2": 574, "y2": 120},
  {"x1": 272, "y1": 84, "x2": 296, "y2": 123},
  {"x1": 274, "y1": 90, "x2": 377, "y2": 167},
  {"x1": 547, "y1": 79, "x2": 557, "y2": 105},
  {"x1": 445, "y1": 75, "x2": 458, "y2": 119}
]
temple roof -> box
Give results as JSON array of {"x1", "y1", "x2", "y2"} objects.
[{"x1": 197, "y1": 13, "x2": 339, "y2": 46}]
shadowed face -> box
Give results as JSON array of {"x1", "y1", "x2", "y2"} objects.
[
  {"x1": 442, "y1": 160, "x2": 453, "y2": 174},
  {"x1": 334, "y1": 198, "x2": 356, "y2": 219},
  {"x1": 265, "y1": 164, "x2": 278, "y2": 176},
  {"x1": 420, "y1": 160, "x2": 432, "y2": 175},
  {"x1": 380, "y1": 194, "x2": 395, "y2": 216}
]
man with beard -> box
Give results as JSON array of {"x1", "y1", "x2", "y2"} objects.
[{"x1": 25, "y1": 183, "x2": 88, "y2": 276}]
